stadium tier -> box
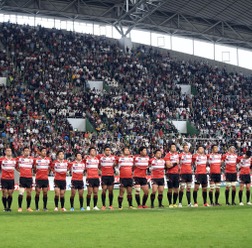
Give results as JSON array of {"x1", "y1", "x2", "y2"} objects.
[{"x1": 0, "y1": 22, "x2": 251, "y2": 158}]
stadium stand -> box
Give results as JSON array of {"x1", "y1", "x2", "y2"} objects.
[{"x1": 0, "y1": 22, "x2": 251, "y2": 157}]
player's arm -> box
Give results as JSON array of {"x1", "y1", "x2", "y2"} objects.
[
  {"x1": 33, "y1": 158, "x2": 37, "y2": 173},
  {"x1": 0, "y1": 157, "x2": 3, "y2": 171},
  {"x1": 192, "y1": 154, "x2": 196, "y2": 172},
  {"x1": 50, "y1": 160, "x2": 55, "y2": 173},
  {"x1": 15, "y1": 157, "x2": 20, "y2": 172},
  {"x1": 83, "y1": 158, "x2": 87, "y2": 175},
  {"x1": 164, "y1": 155, "x2": 172, "y2": 168},
  {"x1": 236, "y1": 156, "x2": 242, "y2": 170}
]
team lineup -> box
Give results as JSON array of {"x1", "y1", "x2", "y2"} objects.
[{"x1": 0, "y1": 144, "x2": 251, "y2": 212}]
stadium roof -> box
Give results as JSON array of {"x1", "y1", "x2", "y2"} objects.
[{"x1": 1, "y1": 0, "x2": 252, "y2": 49}]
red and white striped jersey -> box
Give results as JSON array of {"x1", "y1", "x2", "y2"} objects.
[
  {"x1": 69, "y1": 160, "x2": 85, "y2": 181},
  {"x1": 0, "y1": 157, "x2": 16, "y2": 180},
  {"x1": 117, "y1": 156, "x2": 134, "y2": 179},
  {"x1": 133, "y1": 155, "x2": 149, "y2": 178},
  {"x1": 16, "y1": 156, "x2": 34, "y2": 178},
  {"x1": 99, "y1": 155, "x2": 116, "y2": 176},
  {"x1": 237, "y1": 156, "x2": 251, "y2": 175},
  {"x1": 192, "y1": 153, "x2": 207, "y2": 174},
  {"x1": 164, "y1": 152, "x2": 180, "y2": 174},
  {"x1": 51, "y1": 160, "x2": 69, "y2": 181},
  {"x1": 179, "y1": 152, "x2": 192, "y2": 174},
  {"x1": 149, "y1": 158, "x2": 165, "y2": 179},
  {"x1": 207, "y1": 153, "x2": 222, "y2": 174},
  {"x1": 34, "y1": 157, "x2": 51, "y2": 180},
  {"x1": 84, "y1": 156, "x2": 99, "y2": 179},
  {"x1": 222, "y1": 153, "x2": 238, "y2": 173}
]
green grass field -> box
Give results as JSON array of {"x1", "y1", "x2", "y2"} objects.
[{"x1": 1, "y1": 188, "x2": 252, "y2": 248}]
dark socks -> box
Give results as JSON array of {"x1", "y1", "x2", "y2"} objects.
[
  {"x1": 93, "y1": 195, "x2": 98, "y2": 207},
  {"x1": 118, "y1": 196, "x2": 123, "y2": 208},
  {"x1": 179, "y1": 191, "x2": 183, "y2": 204},
  {"x1": 35, "y1": 195, "x2": 39, "y2": 209},
  {"x1": 142, "y1": 194, "x2": 148, "y2": 206},
  {"x1": 54, "y1": 196, "x2": 59, "y2": 207},
  {"x1": 101, "y1": 192, "x2": 106, "y2": 206},
  {"x1": 26, "y1": 196, "x2": 31, "y2": 208},
  {"x1": 86, "y1": 195, "x2": 91, "y2": 207},
  {"x1": 186, "y1": 191, "x2": 191, "y2": 204},
  {"x1": 18, "y1": 195, "x2": 23, "y2": 208},
  {"x1": 109, "y1": 193, "x2": 113, "y2": 206},
  {"x1": 70, "y1": 196, "x2": 74, "y2": 208},
  {"x1": 173, "y1": 192, "x2": 178, "y2": 205},
  {"x1": 193, "y1": 191, "x2": 197, "y2": 203},
  {"x1": 127, "y1": 194, "x2": 132, "y2": 206},
  {"x1": 167, "y1": 192, "x2": 172, "y2": 205},
  {"x1": 79, "y1": 196, "x2": 84, "y2": 208},
  {"x1": 60, "y1": 197, "x2": 64, "y2": 208},
  {"x1": 135, "y1": 194, "x2": 141, "y2": 206}
]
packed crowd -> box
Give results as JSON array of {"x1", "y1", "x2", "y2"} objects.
[{"x1": 0, "y1": 22, "x2": 251, "y2": 157}]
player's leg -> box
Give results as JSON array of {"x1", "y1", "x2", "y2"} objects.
[
  {"x1": 42, "y1": 186, "x2": 48, "y2": 210},
  {"x1": 134, "y1": 182, "x2": 141, "y2": 207},
  {"x1": 101, "y1": 184, "x2": 108, "y2": 210},
  {"x1": 141, "y1": 184, "x2": 149, "y2": 208},
  {"x1": 202, "y1": 185, "x2": 208, "y2": 206},
  {"x1": 178, "y1": 179, "x2": 185, "y2": 206},
  {"x1": 231, "y1": 182, "x2": 237, "y2": 205},
  {"x1": 158, "y1": 185, "x2": 164, "y2": 208},
  {"x1": 7, "y1": 189, "x2": 14, "y2": 211},
  {"x1": 215, "y1": 182, "x2": 221, "y2": 205},
  {"x1": 70, "y1": 186, "x2": 76, "y2": 210},
  {"x1": 167, "y1": 176, "x2": 173, "y2": 207},
  {"x1": 193, "y1": 183, "x2": 199, "y2": 207},
  {"x1": 18, "y1": 178, "x2": 25, "y2": 211},
  {"x1": 86, "y1": 186, "x2": 93, "y2": 210},
  {"x1": 54, "y1": 186, "x2": 60, "y2": 211},
  {"x1": 35, "y1": 185, "x2": 41, "y2": 211},
  {"x1": 118, "y1": 184, "x2": 125, "y2": 209},
  {"x1": 26, "y1": 187, "x2": 33, "y2": 211},
  {"x1": 172, "y1": 175, "x2": 179, "y2": 207},
  {"x1": 245, "y1": 183, "x2": 251, "y2": 205},
  {"x1": 225, "y1": 182, "x2": 231, "y2": 205},
  {"x1": 78, "y1": 188, "x2": 84, "y2": 210},
  {"x1": 239, "y1": 182, "x2": 244, "y2": 205},
  {"x1": 209, "y1": 182, "x2": 215, "y2": 205},
  {"x1": 2, "y1": 188, "x2": 8, "y2": 211},
  {"x1": 108, "y1": 184, "x2": 114, "y2": 209},
  {"x1": 93, "y1": 186, "x2": 99, "y2": 209},
  {"x1": 150, "y1": 183, "x2": 157, "y2": 208},
  {"x1": 127, "y1": 186, "x2": 133, "y2": 208},
  {"x1": 201, "y1": 174, "x2": 208, "y2": 206},
  {"x1": 186, "y1": 182, "x2": 192, "y2": 206},
  {"x1": 60, "y1": 189, "x2": 66, "y2": 211}
]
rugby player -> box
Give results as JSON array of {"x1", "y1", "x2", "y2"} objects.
[
  {"x1": 16, "y1": 147, "x2": 34, "y2": 212},
  {"x1": 99, "y1": 146, "x2": 116, "y2": 210},
  {"x1": 178, "y1": 144, "x2": 193, "y2": 207},
  {"x1": 34, "y1": 147, "x2": 51, "y2": 211},
  {"x1": 69, "y1": 153, "x2": 85, "y2": 211},
  {"x1": 133, "y1": 146, "x2": 149, "y2": 209},
  {"x1": 149, "y1": 149, "x2": 165, "y2": 208},
  {"x1": 192, "y1": 145, "x2": 209, "y2": 207},
  {"x1": 51, "y1": 151, "x2": 69, "y2": 211},
  {"x1": 165, "y1": 143, "x2": 180, "y2": 208},
  {"x1": 237, "y1": 151, "x2": 252, "y2": 206},
  {"x1": 0, "y1": 148, "x2": 16, "y2": 211},
  {"x1": 84, "y1": 147, "x2": 100, "y2": 211},
  {"x1": 117, "y1": 147, "x2": 135, "y2": 210}
]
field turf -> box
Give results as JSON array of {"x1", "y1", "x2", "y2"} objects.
[{"x1": 1, "y1": 188, "x2": 252, "y2": 248}]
